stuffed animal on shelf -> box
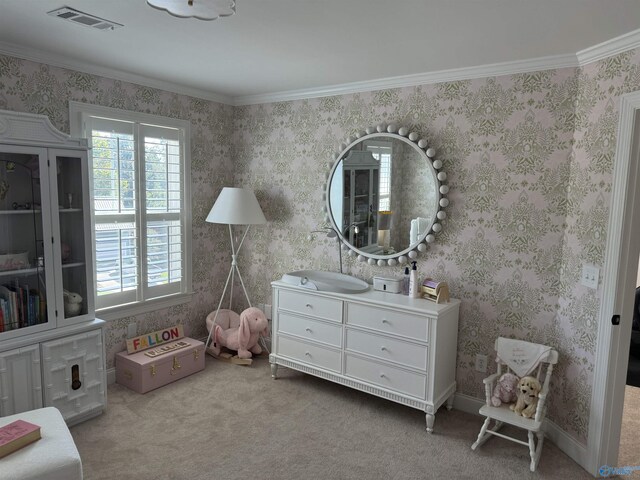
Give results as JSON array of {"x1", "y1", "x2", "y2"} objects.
[
  {"x1": 63, "y1": 290, "x2": 83, "y2": 317},
  {"x1": 491, "y1": 372, "x2": 519, "y2": 407},
  {"x1": 510, "y1": 375, "x2": 542, "y2": 418},
  {"x1": 207, "y1": 307, "x2": 268, "y2": 359}
]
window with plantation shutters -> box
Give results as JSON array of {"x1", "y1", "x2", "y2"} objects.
[
  {"x1": 365, "y1": 141, "x2": 392, "y2": 211},
  {"x1": 69, "y1": 103, "x2": 192, "y2": 314}
]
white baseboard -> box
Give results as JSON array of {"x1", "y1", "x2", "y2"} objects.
[{"x1": 454, "y1": 393, "x2": 589, "y2": 472}]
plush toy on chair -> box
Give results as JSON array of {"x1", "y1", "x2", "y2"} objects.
[
  {"x1": 491, "y1": 372, "x2": 519, "y2": 407},
  {"x1": 207, "y1": 307, "x2": 268, "y2": 359}
]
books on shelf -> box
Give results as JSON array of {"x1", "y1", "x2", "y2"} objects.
[
  {"x1": 0, "y1": 280, "x2": 44, "y2": 332},
  {"x1": 0, "y1": 419, "x2": 41, "y2": 459}
]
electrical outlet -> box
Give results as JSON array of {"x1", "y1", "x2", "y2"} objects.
[
  {"x1": 581, "y1": 264, "x2": 600, "y2": 289},
  {"x1": 475, "y1": 354, "x2": 488, "y2": 373},
  {"x1": 127, "y1": 322, "x2": 137, "y2": 339},
  {"x1": 264, "y1": 303, "x2": 272, "y2": 320}
]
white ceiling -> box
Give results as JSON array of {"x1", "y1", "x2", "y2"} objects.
[{"x1": 1, "y1": 0, "x2": 640, "y2": 105}]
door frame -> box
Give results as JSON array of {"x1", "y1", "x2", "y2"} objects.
[{"x1": 587, "y1": 91, "x2": 640, "y2": 475}]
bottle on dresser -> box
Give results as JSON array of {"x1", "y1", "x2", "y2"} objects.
[
  {"x1": 409, "y1": 261, "x2": 420, "y2": 298},
  {"x1": 402, "y1": 266, "x2": 410, "y2": 295}
]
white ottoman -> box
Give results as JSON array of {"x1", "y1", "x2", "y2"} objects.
[{"x1": 0, "y1": 407, "x2": 82, "y2": 480}]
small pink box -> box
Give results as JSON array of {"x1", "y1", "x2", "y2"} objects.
[{"x1": 115, "y1": 337, "x2": 205, "y2": 394}]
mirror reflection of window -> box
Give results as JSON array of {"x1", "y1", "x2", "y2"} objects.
[{"x1": 365, "y1": 141, "x2": 392, "y2": 211}]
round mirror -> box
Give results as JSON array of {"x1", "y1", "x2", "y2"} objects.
[{"x1": 325, "y1": 124, "x2": 448, "y2": 266}]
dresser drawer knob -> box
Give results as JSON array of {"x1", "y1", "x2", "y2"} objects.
[
  {"x1": 305, "y1": 328, "x2": 312, "y2": 333},
  {"x1": 305, "y1": 303, "x2": 312, "y2": 308},
  {"x1": 382, "y1": 319, "x2": 389, "y2": 324},
  {"x1": 380, "y1": 372, "x2": 386, "y2": 379},
  {"x1": 305, "y1": 351, "x2": 311, "y2": 357},
  {"x1": 381, "y1": 346, "x2": 387, "y2": 352}
]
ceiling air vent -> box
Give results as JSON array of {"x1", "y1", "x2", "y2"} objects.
[{"x1": 47, "y1": 6, "x2": 123, "y2": 31}]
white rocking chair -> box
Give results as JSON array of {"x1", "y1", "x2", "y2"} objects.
[{"x1": 471, "y1": 338, "x2": 558, "y2": 472}]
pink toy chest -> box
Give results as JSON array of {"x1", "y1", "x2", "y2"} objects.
[{"x1": 115, "y1": 337, "x2": 205, "y2": 394}]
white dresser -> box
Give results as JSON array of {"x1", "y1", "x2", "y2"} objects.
[{"x1": 270, "y1": 281, "x2": 460, "y2": 432}]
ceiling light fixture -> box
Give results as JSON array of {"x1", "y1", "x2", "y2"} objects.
[{"x1": 147, "y1": 0, "x2": 236, "y2": 21}]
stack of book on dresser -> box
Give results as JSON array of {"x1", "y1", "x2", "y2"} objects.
[{"x1": 0, "y1": 420, "x2": 41, "y2": 458}]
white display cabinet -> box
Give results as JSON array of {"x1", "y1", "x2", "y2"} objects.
[
  {"x1": 0, "y1": 344, "x2": 42, "y2": 414},
  {"x1": 0, "y1": 109, "x2": 105, "y2": 425},
  {"x1": 341, "y1": 150, "x2": 379, "y2": 248}
]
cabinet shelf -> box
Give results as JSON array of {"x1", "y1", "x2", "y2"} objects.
[
  {"x1": 0, "y1": 209, "x2": 42, "y2": 215},
  {"x1": 62, "y1": 262, "x2": 85, "y2": 269},
  {"x1": 0, "y1": 267, "x2": 42, "y2": 278}
]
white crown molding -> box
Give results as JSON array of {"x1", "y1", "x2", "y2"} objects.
[
  {"x1": 0, "y1": 40, "x2": 234, "y2": 106},
  {"x1": 233, "y1": 53, "x2": 579, "y2": 106},
  {"x1": 2, "y1": 26, "x2": 640, "y2": 108},
  {"x1": 577, "y1": 27, "x2": 640, "y2": 66}
]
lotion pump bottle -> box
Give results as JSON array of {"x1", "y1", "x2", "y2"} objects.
[
  {"x1": 402, "y1": 266, "x2": 410, "y2": 295},
  {"x1": 409, "y1": 261, "x2": 420, "y2": 298}
]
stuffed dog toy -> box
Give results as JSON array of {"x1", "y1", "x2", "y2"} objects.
[
  {"x1": 491, "y1": 372, "x2": 519, "y2": 407},
  {"x1": 510, "y1": 375, "x2": 542, "y2": 418},
  {"x1": 208, "y1": 307, "x2": 269, "y2": 359}
]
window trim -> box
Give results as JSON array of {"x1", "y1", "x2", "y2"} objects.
[
  {"x1": 364, "y1": 140, "x2": 393, "y2": 211},
  {"x1": 69, "y1": 101, "x2": 193, "y2": 319}
]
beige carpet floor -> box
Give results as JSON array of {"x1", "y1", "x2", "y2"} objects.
[
  {"x1": 620, "y1": 385, "x2": 640, "y2": 471},
  {"x1": 70, "y1": 355, "x2": 594, "y2": 480}
]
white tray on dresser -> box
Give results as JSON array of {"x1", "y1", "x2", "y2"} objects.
[{"x1": 269, "y1": 280, "x2": 460, "y2": 432}]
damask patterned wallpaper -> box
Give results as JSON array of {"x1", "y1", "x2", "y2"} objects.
[
  {"x1": 1, "y1": 47, "x2": 639, "y2": 445},
  {"x1": 0, "y1": 54, "x2": 234, "y2": 372},
  {"x1": 233, "y1": 49, "x2": 640, "y2": 444}
]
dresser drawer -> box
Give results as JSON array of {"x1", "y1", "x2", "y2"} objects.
[
  {"x1": 346, "y1": 328, "x2": 427, "y2": 370},
  {"x1": 345, "y1": 353, "x2": 426, "y2": 399},
  {"x1": 346, "y1": 303, "x2": 429, "y2": 341},
  {"x1": 278, "y1": 311, "x2": 342, "y2": 347},
  {"x1": 277, "y1": 335, "x2": 342, "y2": 373},
  {"x1": 279, "y1": 289, "x2": 343, "y2": 322}
]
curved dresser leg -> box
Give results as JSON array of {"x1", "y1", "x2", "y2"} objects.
[
  {"x1": 270, "y1": 363, "x2": 278, "y2": 379},
  {"x1": 446, "y1": 393, "x2": 455, "y2": 411},
  {"x1": 426, "y1": 413, "x2": 435, "y2": 433}
]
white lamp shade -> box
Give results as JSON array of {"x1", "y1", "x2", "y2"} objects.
[{"x1": 206, "y1": 187, "x2": 267, "y2": 225}]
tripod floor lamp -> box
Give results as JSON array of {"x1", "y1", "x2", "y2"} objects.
[{"x1": 204, "y1": 187, "x2": 267, "y2": 353}]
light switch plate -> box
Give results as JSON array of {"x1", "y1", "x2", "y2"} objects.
[
  {"x1": 475, "y1": 354, "x2": 488, "y2": 373},
  {"x1": 581, "y1": 264, "x2": 600, "y2": 289}
]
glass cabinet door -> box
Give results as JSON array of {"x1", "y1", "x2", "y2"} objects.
[
  {"x1": 0, "y1": 146, "x2": 57, "y2": 338},
  {"x1": 351, "y1": 167, "x2": 377, "y2": 248},
  {"x1": 49, "y1": 149, "x2": 93, "y2": 327}
]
